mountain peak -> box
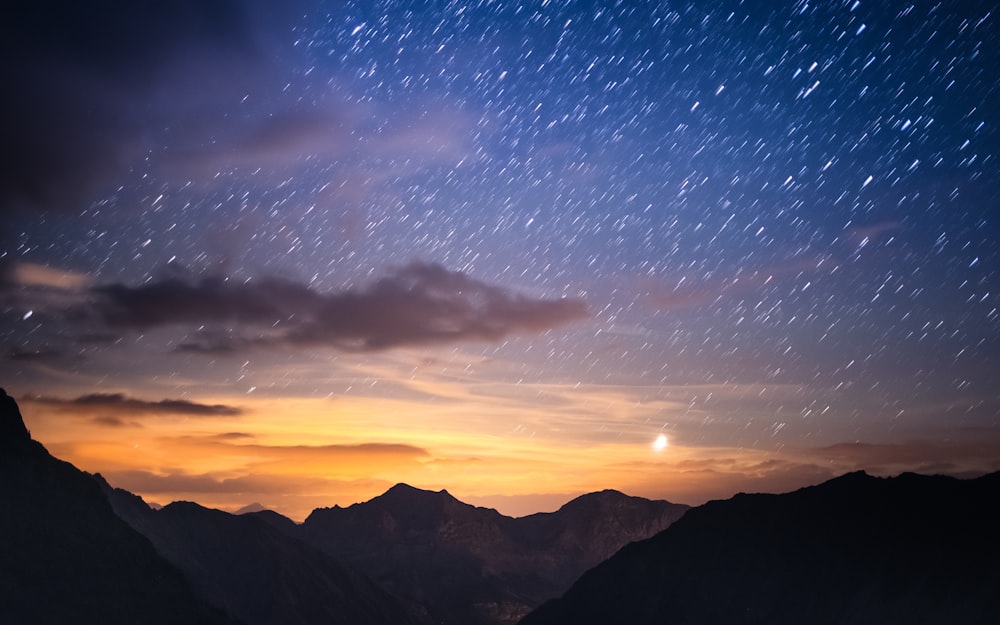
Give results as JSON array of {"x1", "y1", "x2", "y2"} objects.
[
  {"x1": 0, "y1": 388, "x2": 31, "y2": 445},
  {"x1": 381, "y1": 482, "x2": 455, "y2": 502},
  {"x1": 234, "y1": 502, "x2": 269, "y2": 515}
]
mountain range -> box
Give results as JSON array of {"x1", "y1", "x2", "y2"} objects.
[
  {"x1": 99, "y1": 479, "x2": 430, "y2": 625},
  {"x1": 5, "y1": 387, "x2": 998, "y2": 624},
  {"x1": 0, "y1": 388, "x2": 685, "y2": 625},
  {"x1": 281, "y1": 482, "x2": 688, "y2": 624},
  {"x1": 521, "y1": 469, "x2": 1000, "y2": 625}
]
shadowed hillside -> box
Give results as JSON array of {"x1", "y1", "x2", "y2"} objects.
[
  {"x1": 0, "y1": 388, "x2": 237, "y2": 625},
  {"x1": 100, "y1": 482, "x2": 430, "y2": 625},
  {"x1": 520, "y1": 470, "x2": 1000, "y2": 625}
]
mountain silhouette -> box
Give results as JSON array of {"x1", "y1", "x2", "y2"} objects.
[
  {"x1": 0, "y1": 388, "x2": 236, "y2": 625},
  {"x1": 1, "y1": 388, "x2": 685, "y2": 625},
  {"x1": 100, "y1": 482, "x2": 431, "y2": 625},
  {"x1": 280, "y1": 481, "x2": 688, "y2": 624},
  {"x1": 520, "y1": 470, "x2": 1000, "y2": 625}
]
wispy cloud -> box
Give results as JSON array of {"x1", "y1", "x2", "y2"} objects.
[
  {"x1": 643, "y1": 255, "x2": 833, "y2": 312},
  {"x1": 25, "y1": 393, "x2": 243, "y2": 417},
  {"x1": 0, "y1": 262, "x2": 92, "y2": 291},
  {"x1": 0, "y1": 262, "x2": 94, "y2": 324}
]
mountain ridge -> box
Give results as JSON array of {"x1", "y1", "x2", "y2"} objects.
[
  {"x1": 519, "y1": 469, "x2": 1000, "y2": 625},
  {"x1": 288, "y1": 480, "x2": 689, "y2": 625},
  {"x1": 99, "y1": 479, "x2": 431, "y2": 625},
  {"x1": 2, "y1": 387, "x2": 686, "y2": 625},
  {"x1": 0, "y1": 388, "x2": 238, "y2": 625}
]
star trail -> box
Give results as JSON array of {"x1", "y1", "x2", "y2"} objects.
[{"x1": 1, "y1": 0, "x2": 998, "y2": 519}]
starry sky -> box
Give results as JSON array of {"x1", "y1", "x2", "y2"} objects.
[{"x1": 2, "y1": 0, "x2": 998, "y2": 520}]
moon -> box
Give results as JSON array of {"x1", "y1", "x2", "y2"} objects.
[{"x1": 652, "y1": 434, "x2": 668, "y2": 452}]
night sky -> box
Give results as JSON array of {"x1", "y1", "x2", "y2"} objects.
[{"x1": 2, "y1": 0, "x2": 998, "y2": 520}]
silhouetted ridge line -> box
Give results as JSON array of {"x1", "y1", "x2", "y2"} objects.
[
  {"x1": 294, "y1": 483, "x2": 688, "y2": 625},
  {"x1": 100, "y1": 483, "x2": 432, "y2": 625},
  {"x1": 0, "y1": 389, "x2": 237, "y2": 625},
  {"x1": 0, "y1": 387, "x2": 30, "y2": 444},
  {"x1": 1, "y1": 390, "x2": 688, "y2": 625},
  {"x1": 520, "y1": 471, "x2": 1000, "y2": 625}
]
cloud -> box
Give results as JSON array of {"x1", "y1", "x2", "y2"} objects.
[
  {"x1": 0, "y1": 0, "x2": 478, "y2": 233},
  {"x1": 1, "y1": 1, "x2": 303, "y2": 216},
  {"x1": 843, "y1": 220, "x2": 901, "y2": 249},
  {"x1": 643, "y1": 254, "x2": 833, "y2": 312},
  {"x1": 25, "y1": 393, "x2": 243, "y2": 417},
  {"x1": 810, "y1": 438, "x2": 1000, "y2": 473},
  {"x1": 0, "y1": 262, "x2": 92, "y2": 290},
  {"x1": 105, "y1": 470, "x2": 318, "y2": 496},
  {"x1": 213, "y1": 432, "x2": 256, "y2": 441},
  {"x1": 101, "y1": 440, "x2": 432, "y2": 494},
  {"x1": 92, "y1": 262, "x2": 588, "y2": 352},
  {"x1": 161, "y1": 107, "x2": 355, "y2": 180},
  {"x1": 6, "y1": 348, "x2": 69, "y2": 363}
]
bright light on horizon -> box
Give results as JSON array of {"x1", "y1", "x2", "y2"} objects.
[{"x1": 652, "y1": 434, "x2": 668, "y2": 452}]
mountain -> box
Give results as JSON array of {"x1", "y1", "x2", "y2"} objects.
[
  {"x1": 288, "y1": 482, "x2": 688, "y2": 625},
  {"x1": 520, "y1": 471, "x2": 1000, "y2": 625},
  {"x1": 241, "y1": 506, "x2": 301, "y2": 535},
  {"x1": 101, "y1": 483, "x2": 430, "y2": 625},
  {"x1": 0, "y1": 388, "x2": 236, "y2": 625}
]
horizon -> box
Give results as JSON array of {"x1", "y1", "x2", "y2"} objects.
[
  {"x1": 2, "y1": 2, "x2": 999, "y2": 524},
  {"x1": 16, "y1": 387, "x2": 839, "y2": 522},
  {"x1": 12, "y1": 387, "x2": 992, "y2": 523},
  {"x1": 14, "y1": 386, "x2": 994, "y2": 521}
]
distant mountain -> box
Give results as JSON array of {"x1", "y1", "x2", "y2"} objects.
[
  {"x1": 520, "y1": 471, "x2": 1000, "y2": 625},
  {"x1": 234, "y1": 502, "x2": 269, "y2": 514},
  {"x1": 285, "y1": 482, "x2": 688, "y2": 625},
  {"x1": 241, "y1": 506, "x2": 301, "y2": 535},
  {"x1": 0, "y1": 388, "x2": 236, "y2": 625},
  {"x1": 100, "y1": 480, "x2": 430, "y2": 625}
]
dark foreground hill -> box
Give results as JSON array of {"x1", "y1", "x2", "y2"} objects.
[
  {"x1": 270, "y1": 482, "x2": 688, "y2": 625},
  {"x1": 0, "y1": 388, "x2": 236, "y2": 625},
  {"x1": 100, "y1": 482, "x2": 430, "y2": 625},
  {"x1": 520, "y1": 470, "x2": 1000, "y2": 625}
]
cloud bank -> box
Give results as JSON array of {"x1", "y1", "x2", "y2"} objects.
[{"x1": 90, "y1": 262, "x2": 587, "y2": 352}]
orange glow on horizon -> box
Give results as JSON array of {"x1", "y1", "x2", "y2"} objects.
[{"x1": 18, "y1": 382, "x2": 1000, "y2": 522}]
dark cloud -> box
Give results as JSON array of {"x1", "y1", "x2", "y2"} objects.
[
  {"x1": 0, "y1": 0, "x2": 303, "y2": 217},
  {"x1": 92, "y1": 415, "x2": 134, "y2": 428},
  {"x1": 214, "y1": 432, "x2": 256, "y2": 441},
  {"x1": 6, "y1": 348, "x2": 69, "y2": 363},
  {"x1": 812, "y1": 439, "x2": 1000, "y2": 473},
  {"x1": 26, "y1": 393, "x2": 243, "y2": 417},
  {"x1": 93, "y1": 262, "x2": 588, "y2": 352},
  {"x1": 0, "y1": 0, "x2": 472, "y2": 228},
  {"x1": 106, "y1": 470, "x2": 309, "y2": 496}
]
